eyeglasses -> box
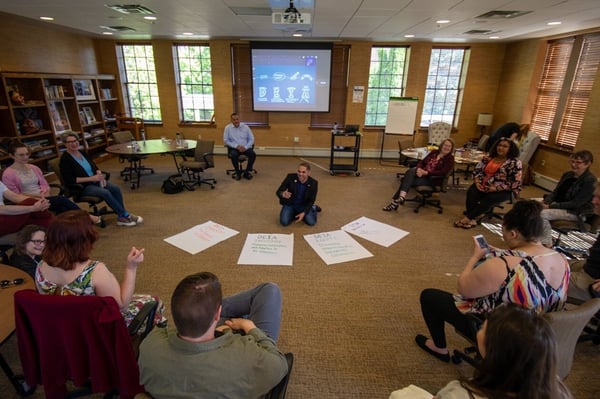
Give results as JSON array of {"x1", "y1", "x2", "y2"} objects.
[
  {"x1": 569, "y1": 159, "x2": 587, "y2": 165},
  {"x1": 1, "y1": 278, "x2": 25, "y2": 288},
  {"x1": 29, "y1": 239, "x2": 45, "y2": 245},
  {"x1": 65, "y1": 140, "x2": 78, "y2": 144}
]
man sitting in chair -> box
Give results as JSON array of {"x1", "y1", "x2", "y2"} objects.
[
  {"x1": 138, "y1": 272, "x2": 288, "y2": 399},
  {"x1": 224, "y1": 112, "x2": 257, "y2": 180}
]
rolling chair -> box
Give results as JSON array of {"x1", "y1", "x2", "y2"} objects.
[
  {"x1": 111, "y1": 130, "x2": 154, "y2": 189},
  {"x1": 226, "y1": 145, "x2": 257, "y2": 179},
  {"x1": 48, "y1": 157, "x2": 113, "y2": 218},
  {"x1": 15, "y1": 289, "x2": 158, "y2": 399},
  {"x1": 451, "y1": 299, "x2": 600, "y2": 379},
  {"x1": 0, "y1": 232, "x2": 17, "y2": 264},
  {"x1": 551, "y1": 213, "x2": 600, "y2": 257},
  {"x1": 179, "y1": 138, "x2": 217, "y2": 190},
  {"x1": 402, "y1": 169, "x2": 452, "y2": 214},
  {"x1": 427, "y1": 121, "x2": 452, "y2": 146}
]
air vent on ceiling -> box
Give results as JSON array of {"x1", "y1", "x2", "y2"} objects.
[
  {"x1": 230, "y1": 7, "x2": 272, "y2": 16},
  {"x1": 476, "y1": 10, "x2": 531, "y2": 19},
  {"x1": 463, "y1": 29, "x2": 494, "y2": 35},
  {"x1": 106, "y1": 4, "x2": 156, "y2": 15},
  {"x1": 99, "y1": 25, "x2": 137, "y2": 32}
]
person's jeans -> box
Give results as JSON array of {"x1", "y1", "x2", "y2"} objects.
[
  {"x1": 218, "y1": 282, "x2": 283, "y2": 341},
  {"x1": 228, "y1": 148, "x2": 257, "y2": 173},
  {"x1": 81, "y1": 182, "x2": 127, "y2": 217},
  {"x1": 393, "y1": 167, "x2": 434, "y2": 199},
  {"x1": 280, "y1": 205, "x2": 317, "y2": 226}
]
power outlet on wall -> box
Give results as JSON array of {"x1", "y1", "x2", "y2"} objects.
[{"x1": 293, "y1": 137, "x2": 300, "y2": 143}]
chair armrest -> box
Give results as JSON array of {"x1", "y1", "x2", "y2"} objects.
[
  {"x1": 49, "y1": 183, "x2": 65, "y2": 196},
  {"x1": 202, "y1": 152, "x2": 215, "y2": 164},
  {"x1": 128, "y1": 300, "x2": 158, "y2": 339}
]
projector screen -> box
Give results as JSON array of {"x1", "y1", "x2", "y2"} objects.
[{"x1": 250, "y1": 42, "x2": 333, "y2": 112}]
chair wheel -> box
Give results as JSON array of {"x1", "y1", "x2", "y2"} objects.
[
  {"x1": 211, "y1": 186, "x2": 215, "y2": 189},
  {"x1": 438, "y1": 209, "x2": 443, "y2": 214},
  {"x1": 451, "y1": 354, "x2": 462, "y2": 364},
  {"x1": 414, "y1": 208, "x2": 419, "y2": 213}
]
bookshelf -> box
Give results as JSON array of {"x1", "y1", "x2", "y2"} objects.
[{"x1": 0, "y1": 72, "x2": 122, "y2": 170}]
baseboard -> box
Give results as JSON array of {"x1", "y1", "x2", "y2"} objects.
[
  {"x1": 213, "y1": 145, "x2": 398, "y2": 159},
  {"x1": 532, "y1": 172, "x2": 558, "y2": 191}
]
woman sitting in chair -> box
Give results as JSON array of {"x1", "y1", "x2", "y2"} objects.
[
  {"x1": 35, "y1": 210, "x2": 164, "y2": 328},
  {"x1": 2, "y1": 140, "x2": 103, "y2": 226},
  {"x1": 434, "y1": 303, "x2": 572, "y2": 399},
  {"x1": 454, "y1": 138, "x2": 522, "y2": 229},
  {"x1": 383, "y1": 138, "x2": 455, "y2": 211},
  {"x1": 416, "y1": 200, "x2": 569, "y2": 363}
]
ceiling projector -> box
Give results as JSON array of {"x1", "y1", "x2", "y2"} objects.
[{"x1": 272, "y1": 0, "x2": 311, "y2": 30}]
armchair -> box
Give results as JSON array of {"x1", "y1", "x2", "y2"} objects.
[
  {"x1": 179, "y1": 138, "x2": 217, "y2": 190},
  {"x1": 427, "y1": 122, "x2": 452, "y2": 146},
  {"x1": 14, "y1": 289, "x2": 158, "y2": 399}
]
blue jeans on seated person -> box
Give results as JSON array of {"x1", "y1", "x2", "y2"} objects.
[
  {"x1": 280, "y1": 204, "x2": 317, "y2": 226},
  {"x1": 218, "y1": 282, "x2": 282, "y2": 341},
  {"x1": 81, "y1": 181, "x2": 127, "y2": 217}
]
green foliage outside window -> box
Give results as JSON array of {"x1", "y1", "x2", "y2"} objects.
[
  {"x1": 174, "y1": 45, "x2": 214, "y2": 122},
  {"x1": 364, "y1": 47, "x2": 408, "y2": 126}
]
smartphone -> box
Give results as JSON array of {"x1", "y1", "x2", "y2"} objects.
[{"x1": 473, "y1": 234, "x2": 490, "y2": 251}]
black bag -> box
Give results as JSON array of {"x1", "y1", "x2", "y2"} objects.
[{"x1": 161, "y1": 174, "x2": 184, "y2": 194}]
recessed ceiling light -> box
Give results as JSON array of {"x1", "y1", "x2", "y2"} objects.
[
  {"x1": 489, "y1": 36, "x2": 500, "y2": 39},
  {"x1": 102, "y1": 32, "x2": 114, "y2": 35},
  {"x1": 547, "y1": 21, "x2": 562, "y2": 26},
  {"x1": 436, "y1": 19, "x2": 450, "y2": 24},
  {"x1": 182, "y1": 32, "x2": 194, "y2": 36},
  {"x1": 39, "y1": 16, "x2": 54, "y2": 21},
  {"x1": 144, "y1": 16, "x2": 157, "y2": 21},
  {"x1": 404, "y1": 34, "x2": 415, "y2": 38},
  {"x1": 292, "y1": 32, "x2": 303, "y2": 37}
]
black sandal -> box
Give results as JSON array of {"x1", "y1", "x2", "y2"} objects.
[{"x1": 382, "y1": 201, "x2": 399, "y2": 211}]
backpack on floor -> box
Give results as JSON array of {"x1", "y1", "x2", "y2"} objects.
[{"x1": 161, "y1": 174, "x2": 185, "y2": 194}]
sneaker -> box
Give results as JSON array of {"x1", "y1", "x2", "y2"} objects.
[
  {"x1": 117, "y1": 216, "x2": 136, "y2": 227},
  {"x1": 129, "y1": 214, "x2": 143, "y2": 224}
]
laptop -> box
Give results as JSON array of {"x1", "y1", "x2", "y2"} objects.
[{"x1": 344, "y1": 124, "x2": 359, "y2": 133}]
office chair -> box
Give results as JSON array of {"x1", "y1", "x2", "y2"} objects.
[
  {"x1": 452, "y1": 299, "x2": 600, "y2": 379},
  {"x1": 0, "y1": 232, "x2": 17, "y2": 264},
  {"x1": 402, "y1": 170, "x2": 452, "y2": 214},
  {"x1": 544, "y1": 298, "x2": 600, "y2": 379},
  {"x1": 179, "y1": 138, "x2": 217, "y2": 189},
  {"x1": 111, "y1": 130, "x2": 154, "y2": 189},
  {"x1": 48, "y1": 157, "x2": 113, "y2": 218},
  {"x1": 226, "y1": 145, "x2": 257, "y2": 179},
  {"x1": 116, "y1": 116, "x2": 145, "y2": 141},
  {"x1": 427, "y1": 122, "x2": 452, "y2": 146},
  {"x1": 14, "y1": 289, "x2": 158, "y2": 399}
]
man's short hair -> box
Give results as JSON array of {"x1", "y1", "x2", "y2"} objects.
[
  {"x1": 298, "y1": 162, "x2": 311, "y2": 171},
  {"x1": 171, "y1": 272, "x2": 223, "y2": 338},
  {"x1": 571, "y1": 150, "x2": 593, "y2": 164}
]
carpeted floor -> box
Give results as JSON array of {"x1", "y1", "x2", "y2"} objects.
[{"x1": 1, "y1": 154, "x2": 599, "y2": 398}]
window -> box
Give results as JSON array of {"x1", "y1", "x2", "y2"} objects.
[
  {"x1": 530, "y1": 33, "x2": 600, "y2": 149},
  {"x1": 364, "y1": 46, "x2": 408, "y2": 127},
  {"x1": 173, "y1": 44, "x2": 214, "y2": 123},
  {"x1": 116, "y1": 44, "x2": 162, "y2": 122},
  {"x1": 421, "y1": 48, "x2": 468, "y2": 127}
]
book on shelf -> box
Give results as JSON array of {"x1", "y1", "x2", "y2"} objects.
[
  {"x1": 100, "y1": 88, "x2": 113, "y2": 99},
  {"x1": 45, "y1": 85, "x2": 67, "y2": 99}
]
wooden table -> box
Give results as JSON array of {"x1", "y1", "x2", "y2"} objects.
[
  {"x1": 106, "y1": 139, "x2": 196, "y2": 188},
  {"x1": 0, "y1": 264, "x2": 35, "y2": 395}
]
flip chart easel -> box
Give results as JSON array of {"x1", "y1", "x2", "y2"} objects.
[{"x1": 379, "y1": 97, "x2": 418, "y2": 161}]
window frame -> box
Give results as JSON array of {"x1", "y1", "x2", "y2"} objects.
[
  {"x1": 116, "y1": 43, "x2": 162, "y2": 123},
  {"x1": 420, "y1": 47, "x2": 469, "y2": 128},
  {"x1": 530, "y1": 33, "x2": 600, "y2": 150},
  {"x1": 364, "y1": 46, "x2": 409, "y2": 128},
  {"x1": 173, "y1": 43, "x2": 215, "y2": 124}
]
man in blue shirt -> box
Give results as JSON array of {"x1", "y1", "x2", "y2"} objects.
[
  {"x1": 223, "y1": 113, "x2": 257, "y2": 180},
  {"x1": 276, "y1": 162, "x2": 320, "y2": 226}
]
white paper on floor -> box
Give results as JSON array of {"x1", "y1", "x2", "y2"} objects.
[
  {"x1": 304, "y1": 230, "x2": 373, "y2": 265},
  {"x1": 237, "y1": 233, "x2": 294, "y2": 266},
  {"x1": 164, "y1": 221, "x2": 239, "y2": 255},
  {"x1": 341, "y1": 216, "x2": 409, "y2": 247}
]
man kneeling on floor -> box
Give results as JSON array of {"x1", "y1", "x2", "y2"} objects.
[{"x1": 138, "y1": 272, "x2": 288, "y2": 399}]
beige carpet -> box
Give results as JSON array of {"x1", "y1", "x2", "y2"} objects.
[{"x1": 1, "y1": 154, "x2": 599, "y2": 399}]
